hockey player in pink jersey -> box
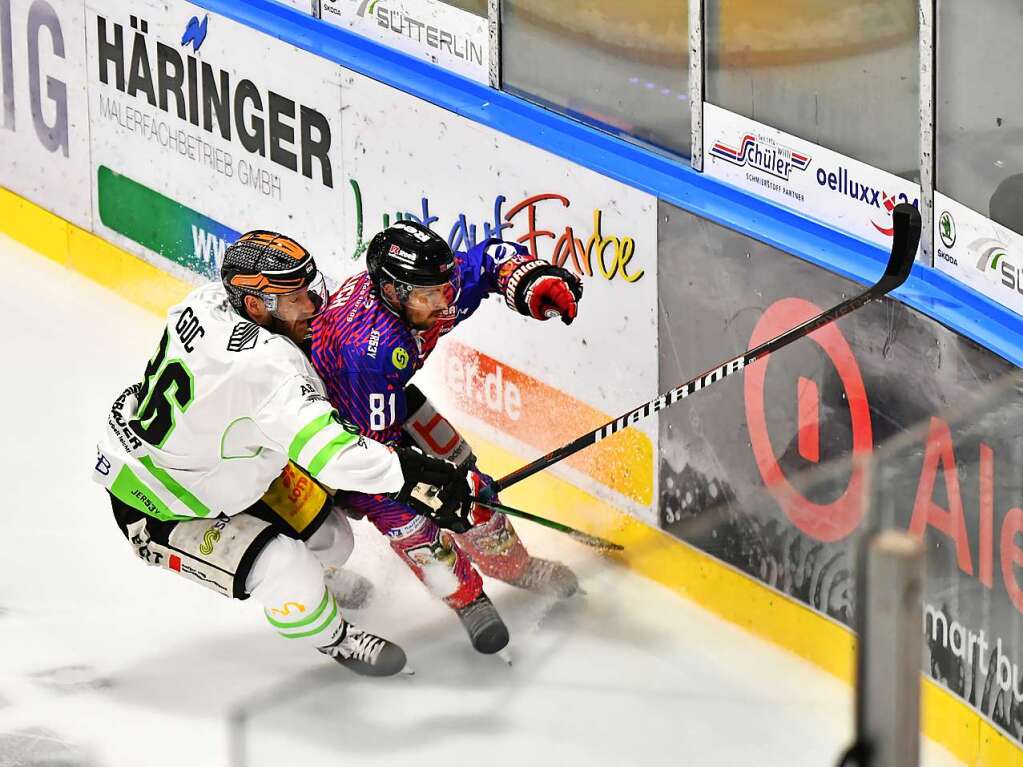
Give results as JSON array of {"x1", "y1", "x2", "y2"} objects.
[{"x1": 310, "y1": 220, "x2": 584, "y2": 655}]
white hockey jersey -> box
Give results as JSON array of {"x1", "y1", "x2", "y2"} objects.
[{"x1": 93, "y1": 282, "x2": 405, "y2": 521}]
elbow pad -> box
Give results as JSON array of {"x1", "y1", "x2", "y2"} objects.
[{"x1": 402, "y1": 384, "x2": 475, "y2": 469}]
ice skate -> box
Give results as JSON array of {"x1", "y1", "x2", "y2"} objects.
[
  {"x1": 323, "y1": 565, "x2": 373, "y2": 610},
  {"x1": 319, "y1": 622, "x2": 408, "y2": 676},
  {"x1": 506, "y1": 557, "x2": 579, "y2": 599},
  {"x1": 454, "y1": 592, "x2": 509, "y2": 654}
]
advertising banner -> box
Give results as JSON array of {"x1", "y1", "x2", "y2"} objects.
[
  {"x1": 934, "y1": 191, "x2": 1023, "y2": 318},
  {"x1": 84, "y1": 0, "x2": 344, "y2": 280},
  {"x1": 658, "y1": 199, "x2": 1023, "y2": 745},
  {"x1": 340, "y1": 69, "x2": 658, "y2": 518},
  {"x1": 0, "y1": 0, "x2": 91, "y2": 227},
  {"x1": 703, "y1": 103, "x2": 921, "y2": 254},
  {"x1": 320, "y1": 0, "x2": 487, "y2": 84}
]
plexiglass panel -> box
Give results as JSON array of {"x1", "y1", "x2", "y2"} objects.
[
  {"x1": 706, "y1": 0, "x2": 918, "y2": 176},
  {"x1": 439, "y1": 0, "x2": 485, "y2": 17},
  {"x1": 501, "y1": 0, "x2": 690, "y2": 157},
  {"x1": 936, "y1": 0, "x2": 1023, "y2": 234}
]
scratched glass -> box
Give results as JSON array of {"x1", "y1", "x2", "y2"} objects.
[
  {"x1": 706, "y1": 0, "x2": 918, "y2": 177},
  {"x1": 438, "y1": 0, "x2": 485, "y2": 16},
  {"x1": 936, "y1": 0, "x2": 1023, "y2": 235},
  {"x1": 500, "y1": 0, "x2": 689, "y2": 157}
]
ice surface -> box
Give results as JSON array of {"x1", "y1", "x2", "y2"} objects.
[{"x1": 0, "y1": 234, "x2": 961, "y2": 767}]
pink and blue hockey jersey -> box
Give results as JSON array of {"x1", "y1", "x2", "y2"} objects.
[{"x1": 310, "y1": 238, "x2": 530, "y2": 446}]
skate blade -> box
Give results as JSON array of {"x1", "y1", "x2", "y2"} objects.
[
  {"x1": 496, "y1": 649, "x2": 513, "y2": 667},
  {"x1": 399, "y1": 663, "x2": 416, "y2": 676}
]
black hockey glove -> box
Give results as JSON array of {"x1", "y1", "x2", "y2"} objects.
[{"x1": 394, "y1": 446, "x2": 474, "y2": 533}]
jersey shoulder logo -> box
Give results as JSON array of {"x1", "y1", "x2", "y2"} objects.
[
  {"x1": 391, "y1": 347, "x2": 409, "y2": 370},
  {"x1": 485, "y1": 240, "x2": 518, "y2": 264},
  {"x1": 227, "y1": 322, "x2": 259, "y2": 352},
  {"x1": 299, "y1": 377, "x2": 330, "y2": 405}
]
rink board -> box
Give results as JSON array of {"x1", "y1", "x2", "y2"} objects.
[
  {"x1": 658, "y1": 201, "x2": 1023, "y2": 765},
  {"x1": 3, "y1": 184, "x2": 1022, "y2": 766},
  {"x1": 4, "y1": 0, "x2": 1023, "y2": 761}
]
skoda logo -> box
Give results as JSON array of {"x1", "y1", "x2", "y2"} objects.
[{"x1": 938, "y1": 210, "x2": 956, "y2": 249}]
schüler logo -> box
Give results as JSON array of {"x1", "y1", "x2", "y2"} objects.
[
  {"x1": 709, "y1": 133, "x2": 811, "y2": 181},
  {"x1": 180, "y1": 14, "x2": 208, "y2": 53}
]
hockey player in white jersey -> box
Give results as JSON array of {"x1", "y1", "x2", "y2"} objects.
[{"x1": 93, "y1": 231, "x2": 472, "y2": 677}]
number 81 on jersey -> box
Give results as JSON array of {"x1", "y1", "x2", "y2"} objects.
[{"x1": 369, "y1": 393, "x2": 397, "y2": 431}]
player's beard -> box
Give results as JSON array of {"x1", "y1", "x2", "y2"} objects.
[
  {"x1": 270, "y1": 314, "x2": 310, "y2": 344},
  {"x1": 408, "y1": 315, "x2": 440, "y2": 331},
  {"x1": 402, "y1": 304, "x2": 443, "y2": 331}
]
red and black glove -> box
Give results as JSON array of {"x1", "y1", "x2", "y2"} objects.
[
  {"x1": 465, "y1": 469, "x2": 496, "y2": 527},
  {"x1": 504, "y1": 261, "x2": 584, "y2": 325}
]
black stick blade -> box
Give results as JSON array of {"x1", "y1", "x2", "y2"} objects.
[{"x1": 883, "y1": 202, "x2": 922, "y2": 288}]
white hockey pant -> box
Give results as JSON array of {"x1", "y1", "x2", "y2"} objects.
[{"x1": 245, "y1": 509, "x2": 355, "y2": 650}]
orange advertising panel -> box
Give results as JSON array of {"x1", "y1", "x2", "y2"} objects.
[{"x1": 439, "y1": 340, "x2": 653, "y2": 506}]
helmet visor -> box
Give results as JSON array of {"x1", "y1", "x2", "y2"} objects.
[
  {"x1": 401, "y1": 271, "x2": 461, "y2": 312},
  {"x1": 266, "y1": 271, "x2": 328, "y2": 321}
]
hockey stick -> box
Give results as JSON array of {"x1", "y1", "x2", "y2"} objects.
[
  {"x1": 490, "y1": 203, "x2": 922, "y2": 496},
  {"x1": 470, "y1": 496, "x2": 624, "y2": 551}
]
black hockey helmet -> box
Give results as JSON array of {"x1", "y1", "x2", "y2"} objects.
[
  {"x1": 366, "y1": 220, "x2": 461, "y2": 309},
  {"x1": 221, "y1": 230, "x2": 327, "y2": 319}
]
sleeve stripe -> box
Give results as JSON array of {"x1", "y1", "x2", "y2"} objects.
[
  {"x1": 138, "y1": 455, "x2": 212, "y2": 518},
  {"x1": 307, "y1": 432, "x2": 360, "y2": 478},
  {"x1": 289, "y1": 412, "x2": 336, "y2": 463},
  {"x1": 109, "y1": 465, "x2": 180, "y2": 521}
]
